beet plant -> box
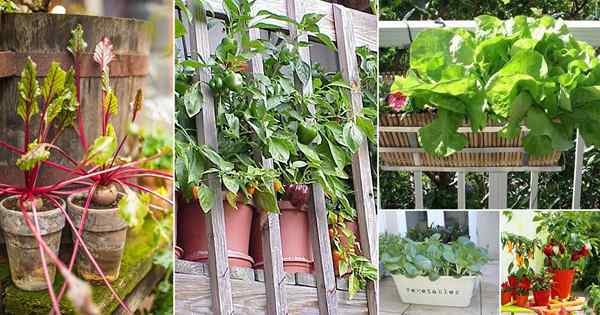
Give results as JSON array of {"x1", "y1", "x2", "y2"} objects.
[{"x1": 0, "y1": 24, "x2": 172, "y2": 314}]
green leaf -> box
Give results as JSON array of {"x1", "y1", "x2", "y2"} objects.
[
  {"x1": 197, "y1": 184, "x2": 215, "y2": 213},
  {"x1": 254, "y1": 189, "x2": 279, "y2": 213},
  {"x1": 418, "y1": 110, "x2": 467, "y2": 157},
  {"x1": 103, "y1": 90, "x2": 118, "y2": 115},
  {"x1": 222, "y1": 175, "x2": 239, "y2": 194},
  {"x1": 117, "y1": 190, "x2": 150, "y2": 228},
  {"x1": 184, "y1": 81, "x2": 202, "y2": 117},
  {"x1": 295, "y1": 61, "x2": 311, "y2": 87},
  {"x1": 16, "y1": 140, "x2": 50, "y2": 171},
  {"x1": 343, "y1": 122, "x2": 364, "y2": 152},
  {"x1": 42, "y1": 62, "x2": 66, "y2": 103},
  {"x1": 297, "y1": 143, "x2": 320, "y2": 162},
  {"x1": 314, "y1": 33, "x2": 336, "y2": 51},
  {"x1": 67, "y1": 24, "x2": 88, "y2": 56},
  {"x1": 86, "y1": 124, "x2": 117, "y2": 166},
  {"x1": 17, "y1": 57, "x2": 40, "y2": 122},
  {"x1": 269, "y1": 137, "x2": 290, "y2": 163}
]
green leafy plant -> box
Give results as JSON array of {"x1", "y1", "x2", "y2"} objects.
[
  {"x1": 391, "y1": 15, "x2": 600, "y2": 157},
  {"x1": 502, "y1": 232, "x2": 540, "y2": 274},
  {"x1": 534, "y1": 212, "x2": 597, "y2": 271},
  {"x1": 129, "y1": 125, "x2": 174, "y2": 171},
  {"x1": 381, "y1": 234, "x2": 490, "y2": 280},
  {"x1": 406, "y1": 222, "x2": 468, "y2": 243},
  {"x1": 585, "y1": 284, "x2": 600, "y2": 314},
  {"x1": 531, "y1": 271, "x2": 553, "y2": 291}
]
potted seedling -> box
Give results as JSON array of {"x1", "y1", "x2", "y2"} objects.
[
  {"x1": 381, "y1": 234, "x2": 489, "y2": 307},
  {"x1": 514, "y1": 279, "x2": 531, "y2": 307},
  {"x1": 535, "y1": 212, "x2": 595, "y2": 299},
  {"x1": 532, "y1": 272, "x2": 553, "y2": 307}
]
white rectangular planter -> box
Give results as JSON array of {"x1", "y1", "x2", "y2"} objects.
[{"x1": 392, "y1": 274, "x2": 478, "y2": 307}]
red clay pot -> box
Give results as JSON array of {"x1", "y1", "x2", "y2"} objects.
[
  {"x1": 251, "y1": 200, "x2": 313, "y2": 273},
  {"x1": 178, "y1": 197, "x2": 254, "y2": 268},
  {"x1": 533, "y1": 290, "x2": 551, "y2": 306},
  {"x1": 501, "y1": 291, "x2": 513, "y2": 305},
  {"x1": 514, "y1": 294, "x2": 529, "y2": 307},
  {"x1": 551, "y1": 269, "x2": 575, "y2": 299}
]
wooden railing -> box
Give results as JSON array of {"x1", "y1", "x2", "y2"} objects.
[{"x1": 180, "y1": 0, "x2": 378, "y2": 314}]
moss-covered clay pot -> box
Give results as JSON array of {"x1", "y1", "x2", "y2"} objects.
[
  {"x1": 0, "y1": 196, "x2": 65, "y2": 291},
  {"x1": 67, "y1": 193, "x2": 128, "y2": 282}
]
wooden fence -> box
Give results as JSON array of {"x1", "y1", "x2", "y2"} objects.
[
  {"x1": 378, "y1": 20, "x2": 600, "y2": 210},
  {"x1": 180, "y1": 0, "x2": 378, "y2": 313}
]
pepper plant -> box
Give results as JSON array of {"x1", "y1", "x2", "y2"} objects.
[{"x1": 391, "y1": 15, "x2": 600, "y2": 157}]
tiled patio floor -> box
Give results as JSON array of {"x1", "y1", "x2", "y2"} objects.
[{"x1": 381, "y1": 261, "x2": 499, "y2": 315}]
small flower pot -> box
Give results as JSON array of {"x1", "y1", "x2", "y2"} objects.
[
  {"x1": 501, "y1": 291, "x2": 513, "y2": 305},
  {"x1": 0, "y1": 196, "x2": 65, "y2": 291},
  {"x1": 251, "y1": 201, "x2": 313, "y2": 273},
  {"x1": 392, "y1": 274, "x2": 478, "y2": 307},
  {"x1": 533, "y1": 290, "x2": 551, "y2": 306},
  {"x1": 514, "y1": 294, "x2": 529, "y2": 307},
  {"x1": 551, "y1": 269, "x2": 575, "y2": 299},
  {"x1": 178, "y1": 197, "x2": 254, "y2": 268},
  {"x1": 67, "y1": 193, "x2": 128, "y2": 282}
]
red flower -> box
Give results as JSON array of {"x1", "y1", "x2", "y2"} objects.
[
  {"x1": 519, "y1": 277, "x2": 531, "y2": 289},
  {"x1": 543, "y1": 243, "x2": 554, "y2": 256},
  {"x1": 388, "y1": 92, "x2": 407, "y2": 112}
]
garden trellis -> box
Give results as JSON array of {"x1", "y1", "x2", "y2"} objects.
[
  {"x1": 378, "y1": 19, "x2": 600, "y2": 210},
  {"x1": 178, "y1": 0, "x2": 377, "y2": 314}
]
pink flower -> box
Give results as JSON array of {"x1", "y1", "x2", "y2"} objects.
[{"x1": 388, "y1": 92, "x2": 407, "y2": 112}]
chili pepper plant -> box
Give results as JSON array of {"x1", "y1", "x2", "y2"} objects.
[{"x1": 0, "y1": 25, "x2": 172, "y2": 314}]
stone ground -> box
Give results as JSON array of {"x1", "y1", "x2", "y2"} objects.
[{"x1": 381, "y1": 261, "x2": 500, "y2": 315}]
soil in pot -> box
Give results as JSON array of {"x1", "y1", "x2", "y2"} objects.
[
  {"x1": 501, "y1": 291, "x2": 513, "y2": 305},
  {"x1": 533, "y1": 290, "x2": 551, "y2": 306},
  {"x1": 67, "y1": 191, "x2": 128, "y2": 282},
  {"x1": 551, "y1": 269, "x2": 575, "y2": 299},
  {"x1": 0, "y1": 196, "x2": 65, "y2": 291},
  {"x1": 514, "y1": 294, "x2": 529, "y2": 307},
  {"x1": 251, "y1": 200, "x2": 313, "y2": 273},
  {"x1": 178, "y1": 197, "x2": 254, "y2": 267}
]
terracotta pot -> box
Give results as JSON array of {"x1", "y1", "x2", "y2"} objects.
[
  {"x1": 514, "y1": 294, "x2": 529, "y2": 307},
  {"x1": 67, "y1": 193, "x2": 128, "y2": 282},
  {"x1": 551, "y1": 269, "x2": 575, "y2": 299},
  {"x1": 251, "y1": 200, "x2": 313, "y2": 273},
  {"x1": 533, "y1": 290, "x2": 551, "y2": 306},
  {"x1": 179, "y1": 197, "x2": 254, "y2": 268},
  {"x1": 0, "y1": 196, "x2": 65, "y2": 291},
  {"x1": 501, "y1": 291, "x2": 513, "y2": 305}
]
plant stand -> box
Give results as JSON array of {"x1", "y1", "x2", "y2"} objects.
[{"x1": 0, "y1": 219, "x2": 168, "y2": 314}]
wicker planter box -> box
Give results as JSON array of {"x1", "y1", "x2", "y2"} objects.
[{"x1": 379, "y1": 112, "x2": 561, "y2": 168}]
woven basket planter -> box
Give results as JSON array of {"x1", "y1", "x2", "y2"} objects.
[{"x1": 379, "y1": 112, "x2": 561, "y2": 168}]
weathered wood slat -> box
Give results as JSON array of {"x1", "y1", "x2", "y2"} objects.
[
  {"x1": 572, "y1": 131, "x2": 585, "y2": 209},
  {"x1": 332, "y1": 4, "x2": 378, "y2": 315},
  {"x1": 175, "y1": 273, "x2": 367, "y2": 314},
  {"x1": 245, "y1": 11, "x2": 289, "y2": 312},
  {"x1": 286, "y1": 0, "x2": 338, "y2": 313},
  {"x1": 529, "y1": 172, "x2": 539, "y2": 209},
  {"x1": 204, "y1": 0, "x2": 377, "y2": 50},
  {"x1": 113, "y1": 266, "x2": 167, "y2": 315},
  {"x1": 186, "y1": 4, "x2": 233, "y2": 314}
]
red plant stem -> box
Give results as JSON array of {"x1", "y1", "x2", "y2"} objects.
[
  {"x1": 116, "y1": 172, "x2": 173, "y2": 181},
  {"x1": 45, "y1": 195, "x2": 132, "y2": 315},
  {"x1": 53, "y1": 184, "x2": 97, "y2": 312},
  {"x1": 118, "y1": 180, "x2": 174, "y2": 205},
  {"x1": 27, "y1": 200, "x2": 61, "y2": 314},
  {"x1": 109, "y1": 134, "x2": 129, "y2": 168}
]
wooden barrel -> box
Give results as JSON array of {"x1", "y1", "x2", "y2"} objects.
[{"x1": 0, "y1": 13, "x2": 150, "y2": 185}]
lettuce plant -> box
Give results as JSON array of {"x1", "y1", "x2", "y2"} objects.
[
  {"x1": 381, "y1": 234, "x2": 490, "y2": 280},
  {"x1": 392, "y1": 15, "x2": 600, "y2": 157}
]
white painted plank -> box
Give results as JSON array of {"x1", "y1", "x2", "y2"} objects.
[
  {"x1": 413, "y1": 171, "x2": 424, "y2": 209},
  {"x1": 379, "y1": 20, "x2": 600, "y2": 48},
  {"x1": 468, "y1": 211, "x2": 478, "y2": 244},
  {"x1": 427, "y1": 211, "x2": 445, "y2": 227},
  {"x1": 488, "y1": 173, "x2": 508, "y2": 209},
  {"x1": 572, "y1": 131, "x2": 585, "y2": 210},
  {"x1": 529, "y1": 172, "x2": 539, "y2": 209},
  {"x1": 381, "y1": 166, "x2": 563, "y2": 172},
  {"x1": 457, "y1": 172, "x2": 466, "y2": 210}
]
